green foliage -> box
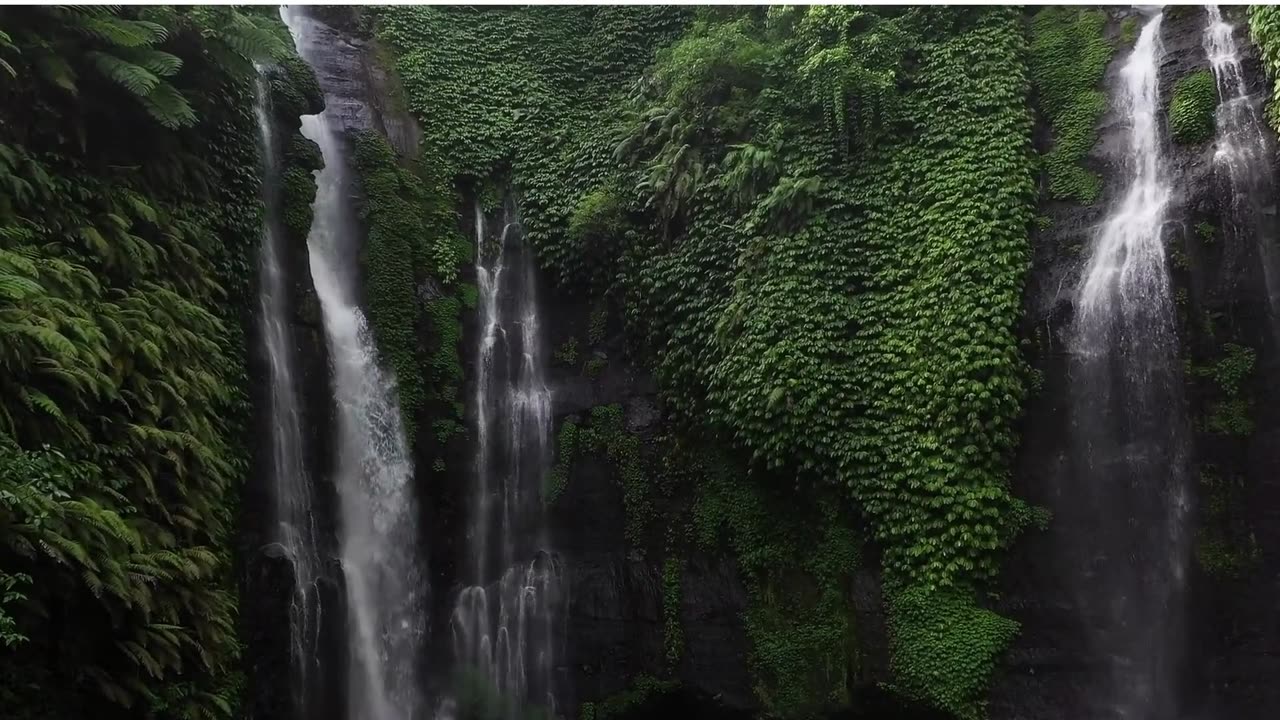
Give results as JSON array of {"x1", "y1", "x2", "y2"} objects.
[
  {"x1": 688, "y1": 445, "x2": 859, "y2": 717},
  {"x1": 551, "y1": 406, "x2": 650, "y2": 543},
  {"x1": 1029, "y1": 8, "x2": 1113, "y2": 202},
  {"x1": 662, "y1": 556, "x2": 683, "y2": 668},
  {"x1": 0, "y1": 6, "x2": 284, "y2": 129},
  {"x1": 579, "y1": 675, "x2": 680, "y2": 720},
  {"x1": 547, "y1": 418, "x2": 579, "y2": 505},
  {"x1": 1196, "y1": 221, "x2": 1217, "y2": 243},
  {"x1": 588, "y1": 304, "x2": 609, "y2": 347},
  {"x1": 554, "y1": 338, "x2": 580, "y2": 366},
  {"x1": 584, "y1": 356, "x2": 608, "y2": 379},
  {"x1": 1119, "y1": 16, "x2": 1139, "y2": 46},
  {"x1": 1192, "y1": 344, "x2": 1255, "y2": 436},
  {"x1": 1169, "y1": 70, "x2": 1217, "y2": 145},
  {"x1": 1249, "y1": 5, "x2": 1280, "y2": 132},
  {"x1": 351, "y1": 130, "x2": 469, "y2": 440},
  {"x1": 382, "y1": 5, "x2": 1037, "y2": 715},
  {"x1": 887, "y1": 587, "x2": 1018, "y2": 720},
  {"x1": 375, "y1": 5, "x2": 691, "y2": 291},
  {"x1": 0, "y1": 6, "x2": 273, "y2": 716},
  {"x1": 1194, "y1": 469, "x2": 1260, "y2": 579}
]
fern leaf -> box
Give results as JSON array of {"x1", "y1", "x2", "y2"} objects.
[
  {"x1": 139, "y1": 82, "x2": 196, "y2": 129},
  {"x1": 88, "y1": 51, "x2": 160, "y2": 97}
]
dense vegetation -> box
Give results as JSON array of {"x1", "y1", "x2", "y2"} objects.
[
  {"x1": 0, "y1": 6, "x2": 285, "y2": 719},
  {"x1": 8, "y1": 5, "x2": 1274, "y2": 720},
  {"x1": 377, "y1": 6, "x2": 1046, "y2": 718}
]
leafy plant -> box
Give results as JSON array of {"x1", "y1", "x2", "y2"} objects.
[{"x1": 1169, "y1": 69, "x2": 1217, "y2": 144}]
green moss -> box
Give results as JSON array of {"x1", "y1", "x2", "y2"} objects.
[
  {"x1": 554, "y1": 337, "x2": 580, "y2": 366},
  {"x1": 584, "y1": 356, "x2": 607, "y2": 378},
  {"x1": 1192, "y1": 343, "x2": 1255, "y2": 436},
  {"x1": 1029, "y1": 7, "x2": 1113, "y2": 202},
  {"x1": 547, "y1": 417, "x2": 578, "y2": 505},
  {"x1": 1250, "y1": 6, "x2": 1280, "y2": 132},
  {"x1": 1196, "y1": 221, "x2": 1217, "y2": 242},
  {"x1": 689, "y1": 447, "x2": 860, "y2": 717},
  {"x1": 588, "y1": 303, "x2": 608, "y2": 347},
  {"x1": 426, "y1": 295, "x2": 464, "y2": 405},
  {"x1": 549, "y1": 406, "x2": 649, "y2": 542},
  {"x1": 580, "y1": 675, "x2": 680, "y2": 720},
  {"x1": 888, "y1": 588, "x2": 1019, "y2": 720},
  {"x1": 1119, "y1": 16, "x2": 1139, "y2": 46},
  {"x1": 662, "y1": 556, "x2": 684, "y2": 668},
  {"x1": 1169, "y1": 70, "x2": 1217, "y2": 144},
  {"x1": 1195, "y1": 470, "x2": 1261, "y2": 579},
  {"x1": 269, "y1": 52, "x2": 324, "y2": 121}
]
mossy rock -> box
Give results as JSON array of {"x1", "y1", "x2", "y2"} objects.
[{"x1": 1169, "y1": 70, "x2": 1217, "y2": 144}]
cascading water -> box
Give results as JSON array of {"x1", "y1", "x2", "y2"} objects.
[
  {"x1": 283, "y1": 7, "x2": 427, "y2": 719},
  {"x1": 1067, "y1": 10, "x2": 1190, "y2": 719},
  {"x1": 448, "y1": 200, "x2": 560, "y2": 719},
  {"x1": 1202, "y1": 4, "x2": 1280, "y2": 340},
  {"x1": 251, "y1": 65, "x2": 324, "y2": 716}
]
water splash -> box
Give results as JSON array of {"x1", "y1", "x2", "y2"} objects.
[
  {"x1": 283, "y1": 7, "x2": 428, "y2": 719},
  {"x1": 448, "y1": 199, "x2": 561, "y2": 719},
  {"x1": 1203, "y1": 4, "x2": 1280, "y2": 340},
  {"x1": 251, "y1": 64, "x2": 324, "y2": 716},
  {"x1": 1076, "y1": 13, "x2": 1174, "y2": 364},
  {"x1": 1067, "y1": 11, "x2": 1190, "y2": 719}
]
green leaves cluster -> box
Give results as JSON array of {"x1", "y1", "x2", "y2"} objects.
[
  {"x1": 379, "y1": 5, "x2": 1040, "y2": 717},
  {"x1": 1249, "y1": 5, "x2": 1280, "y2": 132},
  {"x1": 1192, "y1": 343, "x2": 1256, "y2": 436},
  {"x1": 1169, "y1": 69, "x2": 1218, "y2": 145},
  {"x1": 0, "y1": 6, "x2": 283, "y2": 130},
  {"x1": 551, "y1": 405, "x2": 650, "y2": 545},
  {"x1": 0, "y1": 6, "x2": 281, "y2": 718},
  {"x1": 351, "y1": 130, "x2": 468, "y2": 440},
  {"x1": 1028, "y1": 8, "x2": 1113, "y2": 202},
  {"x1": 689, "y1": 447, "x2": 859, "y2": 717},
  {"x1": 887, "y1": 587, "x2": 1018, "y2": 720}
]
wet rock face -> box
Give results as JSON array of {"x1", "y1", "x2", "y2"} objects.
[
  {"x1": 996, "y1": 6, "x2": 1280, "y2": 719},
  {"x1": 289, "y1": 7, "x2": 421, "y2": 155},
  {"x1": 538, "y1": 276, "x2": 758, "y2": 714}
]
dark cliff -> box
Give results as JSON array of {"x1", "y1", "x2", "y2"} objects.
[{"x1": 996, "y1": 6, "x2": 1280, "y2": 719}]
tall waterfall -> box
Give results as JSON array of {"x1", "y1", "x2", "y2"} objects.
[
  {"x1": 283, "y1": 7, "x2": 427, "y2": 719},
  {"x1": 251, "y1": 66, "x2": 324, "y2": 715},
  {"x1": 1067, "y1": 11, "x2": 1190, "y2": 719},
  {"x1": 448, "y1": 200, "x2": 560, "y2": 719},
  {"x1": 1203, "y1": 4, "x2": 1280, "y2": 339}
]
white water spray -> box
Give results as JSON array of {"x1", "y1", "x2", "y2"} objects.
[
  {"x1": 252, "y1": 64, "x2": 324, "y2": 713},
  {"x1": 1068, "y1": 11, "x2": 1190, "y2": 720},
  {"x1": 283, "y1": 7, "x2": 427, "y2": 719},
  {"x1": 1203, "y1": 4, "x2": 1280, "y2": 335},
  {"x1": 448, "y1": 200, "x2": 560, "y2": 719},
  {"x1": 1077, "y1": 13, "x2": 1174, "y2": 354}
]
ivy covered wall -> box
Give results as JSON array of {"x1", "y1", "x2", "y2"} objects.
[{"x1": 373, "y1": 6, "x2": 1045, "y2": 719}]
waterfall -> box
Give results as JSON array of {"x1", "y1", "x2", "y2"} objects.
[
  {"x1": 251, "y1": 65, "x2": 324, "y2": 715},
  {"x1": 448, "y1": 200, "x2": 560, "y2": 719},
  {"x1": 283, "y1": 7, "x2": 427, "y2": 719},
  {"x1": 1203, "y1": 4, "x2": 1280, "y2": 340},
  {"x1": 1067, "y1": 11, "x2": 1190, "y2": 719}
]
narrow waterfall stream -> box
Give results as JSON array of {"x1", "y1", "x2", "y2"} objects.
[
  {"x1": 251, "y1": 66, "x2": 324, "y2": 715},
  {"x1": 283, "y1": 7, "x2": 427, "y2": 719},
  {"x1": 1067, "y1": 11, "x2": 1190, "y2": 719},
  {"x1": 1203, "y1": 4, "x2": 1280, "y2": 340},
  {"x1": 449, "y1": 200, "x2": 560, "y2": 719}
]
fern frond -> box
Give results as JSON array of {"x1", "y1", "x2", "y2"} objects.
[
  {"x1": 138, "y1": 82, "x2": 196, "y2": 129},
  {"x1": 88, "y1": 51, "x2": 160, "y2": 96}
]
